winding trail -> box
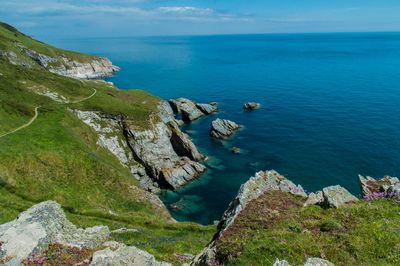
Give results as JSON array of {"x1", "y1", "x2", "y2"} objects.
[
  {"x1": 0, "y1": 106, "x2": 40, "y2": 139},
  {"x1": 0, "y1": 88, "x2": 97, "y2": 139}
]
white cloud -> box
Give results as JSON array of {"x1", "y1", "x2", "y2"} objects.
[{"x1": 158, "y1": 6, "x2": 214, "y2": 16}]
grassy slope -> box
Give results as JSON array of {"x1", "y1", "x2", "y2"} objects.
[
  {"x1": 215, "y1": 191, "x2": 400, "y2": 266},
  {"x1": 0, "y1": 55, "x2": 214, "y2": 262},
  {"x1": 0, "y1": 22, "x2": 95, "y2": 64}
]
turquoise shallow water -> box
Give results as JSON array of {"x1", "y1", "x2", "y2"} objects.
[{"x1": 49, "y1": 33, "x2": 400, "y2": 224}]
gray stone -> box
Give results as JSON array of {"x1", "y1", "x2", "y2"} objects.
[
  {"x1": 322, "y1": 185, "x2": 358, "y2": 208},
  {"x1": 196, "y1": 103, "x2": 218, "y2": 114},
  {"x1": 210, "y1": 118, "x2": 241, "y2": 140},
  {"x1": 303, "y1": 191, "x2": 324, "y2": 207},
  {"x1": 0, "y1": 201, "x2": 109, "y2": 265},
  {"x1": 169, "y1": 98, "x2": 204, "y2": 122},
  {"x1": 304, "y1": 257, "x2": 335, "y2": 266},
  {"x1": 90, "y1": 241, "x2": 170, "y2": 266},
  {"x1": 274, "y1": 259, "x2": 291, "y2": 266},
  {"x1": 243, "y1": 102, "x2": 261, "y2": 110}
]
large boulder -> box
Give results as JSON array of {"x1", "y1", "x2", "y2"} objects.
[
  {"x1": 0, "y1": 201, "x2": 109, "y2": 265},
  {"x1": 322, "y1": 185, "x2": 358, "y2": 208},
  {"x1": 169, "y1": 98, "x2": 205, "y2": 122},
  {"x1": 359, "y1": 175, "x2": 400, "y2": 197},
  {"x1": 210, "y1": 119, "x2": 241, "y2": 140},
  {"x1": 304, "y1": 257, "x2": 335, "y2": 266},
  {"x1": 90, "y1": 241, "x2": 170, "y2": 266}
]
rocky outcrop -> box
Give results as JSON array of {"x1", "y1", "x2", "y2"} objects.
[
  {"x1": 359, "y1": 175, "x2": 400, "y2": 198},
  {"x1": 304, "y1": 257, "x2": 335, "y2": 266},
  {"x1": 303, "y1": 186, "x2": 358, "y2": 208},
  {"x1": 195, "y1": 103, "x2": 218, "y2": 115},
  {"x1": 243, "y1": 102, "x2": 260, "y2": 110},
  {"x1": 191, "y1": 170, "x2": 306, "y2": 265},
  {"x1": 49, "y1": 57, "x2": 120, "y2": 79},
  {"x1": 322, "y1": 185, "x2": 358, "y2": 208},
  {"x1": 274, "y1": 258, "x2": 334, "y2": 266},
  {"x1": 15, "y1": 43, "x2": 120, "y2": 79},
  {"x1": 90, "y1": 241, "x2": 170, "y2": 266},
  {"x1": 73, "y1": 100, "x2": 206, "y2": 191},
  {"x1": 169, "y1": 98, "x2": 218, "y2": 122},
  {"x1": 0, "y1": 201, "x2": 170, "y2": 266},
  {"x1": 210, "y1": 118, "x2": 241, "y2": 139},
  {"x1": 125, "y1": 121, "x2": 206, "y2": 190},
  {"x1": 0, "y1": 201, "x2": 109, "y2": 265}
]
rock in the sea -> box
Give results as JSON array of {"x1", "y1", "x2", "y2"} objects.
[
  {"x1": 90, "y1": 241, "x2": 170, "y2": 266},
  {"x1": 169, "y1": 98, "x2": 205, "y2": 122},
  {"x1": 304, "y1": 257, "x2": 335, "y2": 266},
  {"x1": 231, "y1": 147, "x2": 241, "y2": 154},
  {"x1": 210, "y1": 118, "x2": 241, "y2": 140},
  {"x1": 322, "y1": 185, "x2": 358, "y2": 208},
  {"x1": 359, "y1": 174, "x2": 400, "y2": 197},
  {"x1": 243, "y1": 102, "x2": 260, "y2": 110},
  {"x1": 196, "y1": 103, "x2": 218, "y2": 115},
  {"x1": 0, "y1": 201, "x2": 109, "y2": 265},
  {"x1": 303, "y1": 191, "x2": 324, "y2": 207}
]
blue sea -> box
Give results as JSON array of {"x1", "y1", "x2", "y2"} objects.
[{"x1": 49, "y1": 33, "x2": 400, "y2": 224}]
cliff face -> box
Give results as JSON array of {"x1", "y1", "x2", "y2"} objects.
[{"x1": 73, "y1": 101, "x2": 206, "y2": 192}]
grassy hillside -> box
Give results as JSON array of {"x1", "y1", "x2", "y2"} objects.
[
  {"x1": 0, "y1": 44, "x2": 214, "y2": 263},
  {"x1": 0, "y1": 22, "x2": 95, "y2": 65},
  {"x1": 215, "y1": 191, "x2": 400, "y2": 265}
]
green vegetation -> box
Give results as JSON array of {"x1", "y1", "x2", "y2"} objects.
[
  {"x1": 215, "y1": 191, "x2": 400, "y2": 266},
  {"x1": 0, "y1": 22, "x2": 95, "y2": 66},
  {"x1": 0, "y1": 38, "x2": 214, "y2": 262}
]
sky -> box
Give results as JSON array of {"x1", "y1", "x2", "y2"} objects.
[{"x1": 1, "y1": 0, "x2": 400, "y2": 38}]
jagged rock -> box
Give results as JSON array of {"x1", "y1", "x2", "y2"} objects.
[
  {"x1": 170, "y1": 123, "x2": 204, "y2": 161},
  {"x1": 303, "y1": 191, "x2": 324, "y2": 207},
  {"x1": 192, "y1": 171, "x2": 306, "y2": 265},
  {"x1": 169, "y1": 98, "x2": 205, "y2": 122},
  {"x1": 0, "y1": 201, "x2": 109, "y2": 265},
  {"x1": 196, "y1": 103, "x2": 218, "y2": 114},
  {"x1": 243, "y1": 102, "x2": 260, "y2": 110},
  {"x1": 304, "y1": 257, "x2": 335, "y2": 266},
  {"x1": 16, "y1": 43, "x2": 120, "y2": 79},
  {"x1": 125, "y1": 121, "x2": 206, "y2": 189},
  {"x1": 111, "y1": 228, "x2": 139, "y2": 234},
  {"x1": 359, "y1": 175, "x2": 400, "y2": 197},
  {"x1": 322, "y1": 185, "x2": 358, "y2": 208},
  {"x1": 90, "y1": 241, "x2": 170, "y2": 266},
  {"x1": 210, "y1": 119, "x2": 241, "y2": 139}
]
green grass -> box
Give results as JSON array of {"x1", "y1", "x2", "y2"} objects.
[
  {"x1": 215, "y1": 191, "x2": 400, "y2": 266},
  {"x1": 0, "y1": 59, "x2": 215, "y2": 263},
  {"x1": 0, "y1": 21, "x2": 95, "y2": 64}
]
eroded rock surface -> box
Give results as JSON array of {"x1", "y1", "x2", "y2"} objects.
[
  {"x1": 73, "y1": 101, "x2": 206, "y2": 191},
  {"x1": 210, "y1": 118, "x2": 241, "y2": 140},
  {"x1": 169, "y1": 98, "x2": 218, "y2": 122},
  {"x1": 322, "y1": 185, "x2": 358, "y2": 208},
  {"x1": 191, "y1": 170, "x2": 306, "y2": 265},
  {"x1": 90, "y1": 241, "x2": 171, "y2": 266},
  {"x1": 304, "y1": 257, "x2": 335, "y2": 266},
  {"x1": 0, "y1": 201, "x2": 109, "y2": 265},
  {"x1": 359, "y1": 175, "x2": 400, "y2": 197}
]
